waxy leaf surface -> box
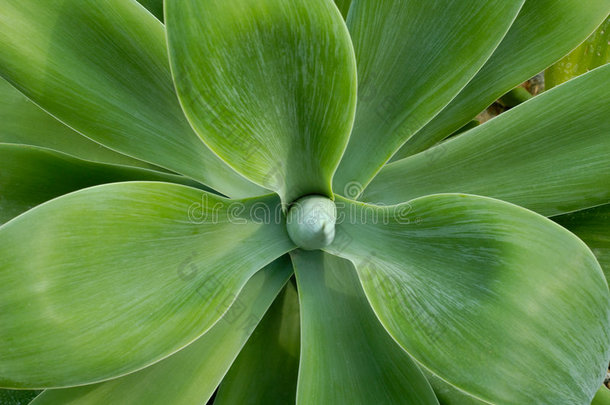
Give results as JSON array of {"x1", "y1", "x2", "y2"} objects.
[
  {"x1": 166, "y1": 0, "x2": 357, "y2": 203},
  {"x1": 0, "y1": 144, "x2": 203, "y2": 225},
  {"x1": 332, "y1": 0, "x2": 524, "y2": 192},
  {"x1": 31, "y1": 258, "x2": 292, "y2": 404},
  {"x1": 292, "y1": 250, "x2": 438, "y2": 405},
  {"x1": 364, "y1": 66, "x2": 610, "y2": 217},
  {"x1": 326, "y1": 194, "x2": 610, "y2": 404},
  {"x1": 215, "y1": 282, "x2": 300, "y2": 405},
  {"x1": 0, "y1": 183, "x2": 293, "y2": 388},
  {"x1": 395, "y1": 0, "x2": 610, "y2": 159},
  {"x1": 0, "y1": 0, "x2": 262, "y2": 197}
]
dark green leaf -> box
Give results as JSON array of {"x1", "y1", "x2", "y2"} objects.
[
  {"x1": 214, "y1": 282, "x2": 300, "y2": 405},
  {"x1": 0, "y1": 144, "x2": 204, "y2": 225},
  {"x1": 554, "y1": 203, "x2": 610, "y2": 281}
]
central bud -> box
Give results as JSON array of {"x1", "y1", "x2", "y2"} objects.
[{"x1": 286, "y1": 196, "x2": 336, "y2": 250}]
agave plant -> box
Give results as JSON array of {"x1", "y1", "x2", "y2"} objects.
[{"x1": 1, "y1": 0, "x2": 609, "y2": 404}]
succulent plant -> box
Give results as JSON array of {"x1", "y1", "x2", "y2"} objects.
[{"x1": 0, "y1": 0, "x2": 609, "y2": 404}]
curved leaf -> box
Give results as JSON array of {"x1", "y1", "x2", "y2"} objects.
[
  {"x1": 0, "y1": 144, "x2": 204, "y2": 225},
  {"x1": 292, "y1": 250, "x2": 438, "y2": 405},
  {"x1": 135, "y1": 0, "x2": 163, "y2": 21},
  {"x1": 546, "y1": 16, "x2": 610, "y2": 89},
  {"x1": 394, "y1": 0, "x2": 610, "y2": 159},
  {"x1": 326, "y1": 194, "x2": 610, "y2": 404},
  {"x1": 334, "y1": 0, "x2": 352, "y2": 19},
  {"x1": 214, "y1": 282, "x2": 300, "y2": 405},
  {"x1": 30, "y1": 257, "x2": 292, "y2": 405},
  {"x1": 166, "y1": 0, "x2": 357, "y2": 203},
  {"x1": 0, "y1": 78, "x2": 155, "y2": 169},
  {"x1": 554, "y1": 203, "x2": 610, "y2": 281},
  {"x1": 0, "y1": 0, "x2": 263, "y2": 197},
  {"x1": 332, "y1": 0, "x2": 524, "y2": 193},
  {"x1": 0, "y1": 183, "x2": 293, "y2": 388},
  {"x1": 364, "y1": 65, "x2": 610, "y2": 217}
]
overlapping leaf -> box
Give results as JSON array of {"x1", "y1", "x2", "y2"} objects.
[
  {"x1": 0, "y1": 0, "x2": 263, "y2": 197},
  {"x1": 0, "y1": 183, "x2": 293, "y2": 388},
  {"x1": 0, "y1": 144, "x2": 203, "y2": 225},
  {"x1": 394, "y1": 0, "x2": 610, "y2": 159},
  {"x1": 0, "y1": 79, "x2": 154, "y2": 169},
  {"x1": 555, "y1": 203, "x2": 610, "y2": 281},
  {"x1": 364, "y1": 65, "x2": 610, "y2": 217},
  {"x1": 292, "y1": 250, "x2": 438, "y2": 404},
  {"x1": 326, "y1": 194, "x2": 610, "y2": 404},
  {"x1": 166, "y1": 0, "x2": 357, "y2": 203},
  {"x1": 31, "y1": 258, "x2": 292, "y2": 404},
  {"x1": 546, "y1": 17, "x2": 610, "y2": 89},
  {"x1": 332, "y1": 0, "x2": 524, "y2": 192},
  {"x1": 214, "y1": 282, "x2": 300, "y2": 405}
]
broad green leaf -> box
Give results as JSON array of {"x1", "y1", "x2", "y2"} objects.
[
  {"x1": 546, "y1": 17, "x2": 610, "y2": 89},
  {"x1": 332, "y1": 0, "x2": 524, "y2": 193},
  {"x1": 326, "y1": 194, "x2": 610, "y2": 404},
  {"x1": 0, "y1": 144, "x2": 205, "y2": 225},
  {"x1": 166, "y1": 0, "x2": 357, "y2": 203},
  {"x1": 0, "y1": 390, "x2": 40, "y2": 405},
  {"x1": 363, "y1": 65, "x2": 610, "y2": 217},
  {"x1": 0, "y1": 0, "x2": 263, "y2": 198},
  {"x1": 0, "y1": 78, "x2": 155, "y2": 169},
  {"x1": 0, "y1": 183, "x2": 293, "y2": 388},
  {"x1": 334, "y1": 0, "x2": 352, "y2": 19},
  {"x1": 594, "y1": 386, "x2": 610, "y2": 405},
  {"x1": 30, "y1": 258, "x2": 292, "y2": 405},
  {"x1": 214, "y1": 282, "x2": 300, "y2": 405},
  {"x1": 554, "y1": 204, "x2": 610, "y2": 281},
  {"x1": 135, "y1": 0, "x2": 163, "y2": 21},
  {"x1": 394, "y1": 0, "x2": 610, "y2": 160},
  {"x1": 291, "y1": 250, "x2": 438, "y2": 405}
]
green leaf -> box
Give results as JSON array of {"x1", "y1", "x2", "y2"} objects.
[
  {"x1": 334, "y1": 0, "x2": 352, "y2": 19},
  {"x1": 166, "y1": 0, "x2": 357, "y2": 203},
  {"x1": 0, "y1": 389, "x2": 40, "y2": 405},
  {"x1": 0, "y1": 78, "x2": 156, "y2": 169},
  {"x1": 135, "y1": 0, "x2": 163, "y2": 21},
  {"x1": 0, "y1": 0, "x2": 263, "y2": 198},
  {"x1": 30, "y1": 258, "x2": 292, "y2": 405},
  {"x1": 326, "y1": 194, "x2": 610, "y2": 404},
  {"x1": 291, "y1": 250, "x2": 438, "y2": 405},
  {"x1": 363, "y1": 65, "x2": 610, "y2": 217},
  {"x1": 554, "y1": 203, "x2": 610, "y2": 282},
  {"x1": 546, "y1": 16, "x2": 610, "y2": 89},
  {"x1": 394, "y1": 0, "x2": 610, "y2": 160},
  {"x1": 593, "y1": 386, "x2": 610, "y2": 405},
  {"x1": 331, "y1": 0, "x2": 524, "y2": 193},
  {"x1": 0, "y1": 183, "x2": 293, "y2": 388},
  {"x1": 0, "y1": 144, "x2": 205, "y2": 225},
  {"x1": 214, "y1": 282, "x2": 300, "y2": 405}
]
